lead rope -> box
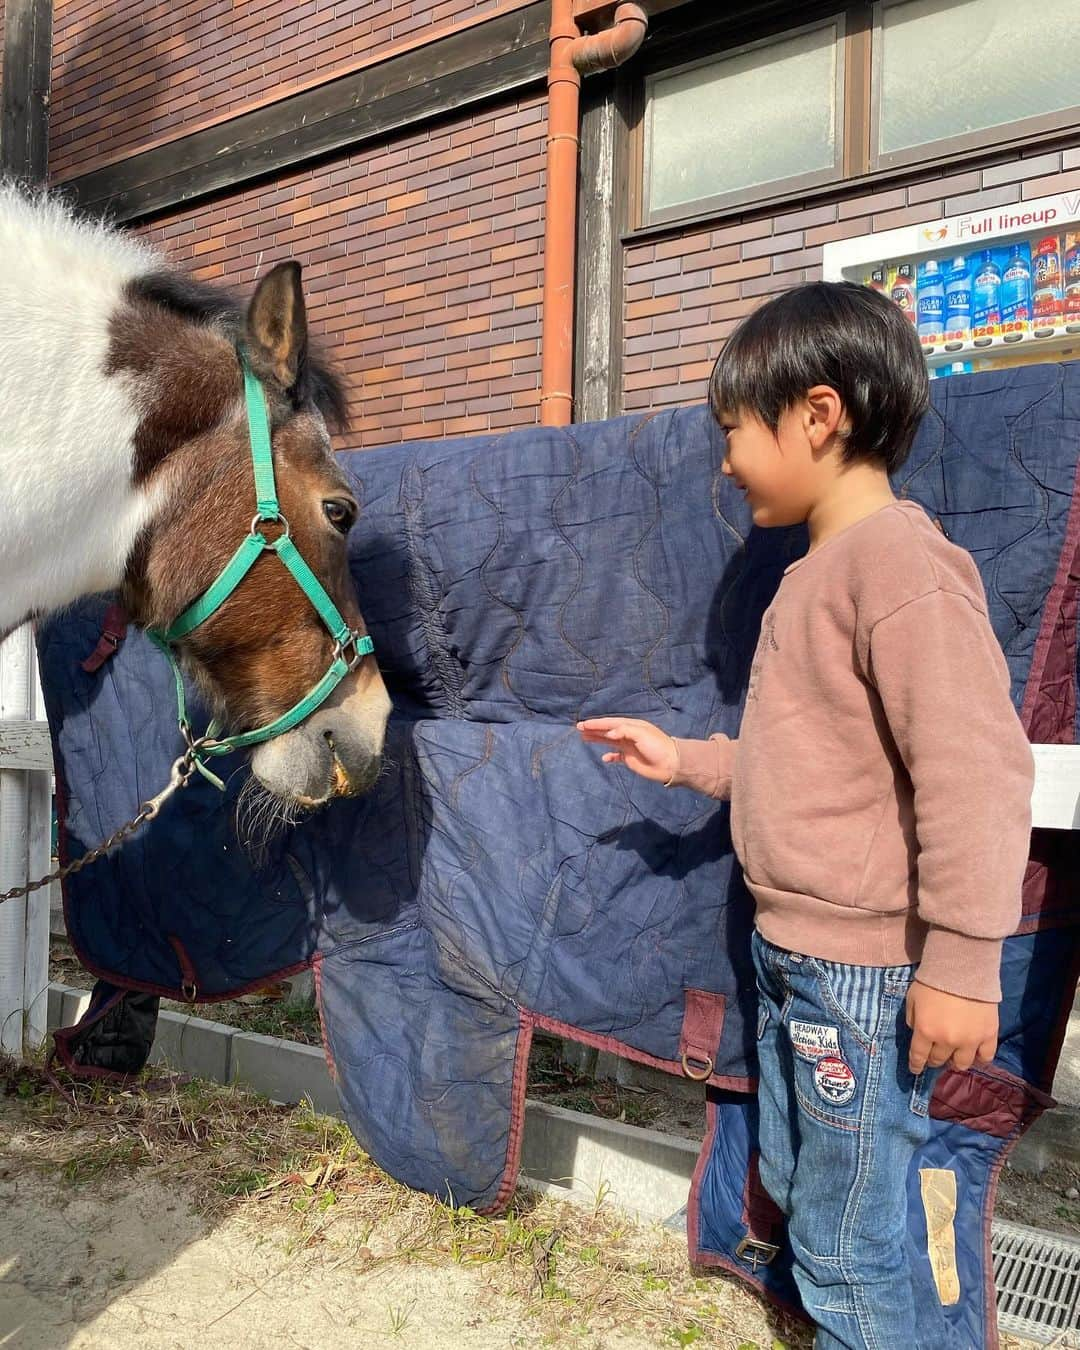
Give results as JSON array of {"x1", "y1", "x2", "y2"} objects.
[{"x1": 0, "y1": 735, "x2": 213, "y2": 905}]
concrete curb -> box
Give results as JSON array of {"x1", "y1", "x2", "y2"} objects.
[
  {"x1": 45, "y1": 983, "x2": 695, "y2": 1223},
  {"x1": 45, "y1": 980, "x2": 1079, "y2": 1218}
]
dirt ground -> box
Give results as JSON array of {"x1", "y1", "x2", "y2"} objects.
[
  {"x1": 0, "y1": 1065, "x2": 813, "y2": 1350},
  {"x1": 35, "y1": 944, "x2": 1072, "y2": 1347}
]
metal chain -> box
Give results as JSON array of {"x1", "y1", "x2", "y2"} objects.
[{"x1": 0, "y1": 742, "x2": 207, "y2": 905}]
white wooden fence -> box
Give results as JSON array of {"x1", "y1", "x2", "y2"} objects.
[
  {"x1": 0, "y1": 625, "x2": 52, "y2": 1056},
  {"x1": 1, "y1": 618, "x2": 1080, "y2": 1063}
]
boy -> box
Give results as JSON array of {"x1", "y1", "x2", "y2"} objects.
[{"x1": 578, "y1": 282, "x2": 1033, "y2": 1349}]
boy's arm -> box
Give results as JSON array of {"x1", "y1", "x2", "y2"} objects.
[
  {"x1": 667, "y1": 734, "x2": 737, "y2": 800},
  {"x1": 868, "y1": 588, "x2": 1034, "y2": 1004}
]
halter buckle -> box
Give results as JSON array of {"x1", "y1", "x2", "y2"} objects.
[{"x1": 334, "y1": 632, "x2": 372, "y2": 671}]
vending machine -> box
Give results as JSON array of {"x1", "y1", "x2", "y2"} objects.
[{"x1": 822, "y1": 186, "x2": 1080, "y2": 380}]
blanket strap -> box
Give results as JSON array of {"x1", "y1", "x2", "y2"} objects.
[
  {"x1": 80, "y1": 603, "x2": 128, "y2": 673},
  {"x1": 736, "y1": 1151, "x2": 784, "y2": 1269},
  {"x1": 679, "y1": 987, "x2": 725, "y2": 1080}
]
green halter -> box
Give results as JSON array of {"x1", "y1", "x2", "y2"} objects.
[{"x1": 147, "y1": 351, "x2": 374, "y2": 790}]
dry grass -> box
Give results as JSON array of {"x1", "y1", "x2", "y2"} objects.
[{"x1": 0, "y1": 1055, "x2": 807, "y2": 1349}]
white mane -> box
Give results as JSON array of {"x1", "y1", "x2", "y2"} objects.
[{"x1": 0, "y1": 185, "x2": 168, "y2": 633}]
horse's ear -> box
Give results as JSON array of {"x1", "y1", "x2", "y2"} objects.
[{"x1": 244, "y1": 261, "x2": 308, "y2": 396}]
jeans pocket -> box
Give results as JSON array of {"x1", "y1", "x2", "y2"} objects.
[{"x1": 805, "y1": 959, "x2": 876, "y2": 1050}]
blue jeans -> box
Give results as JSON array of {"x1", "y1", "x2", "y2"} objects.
[{"x1": 752, "y1": 931, "x2": 952, "y2": 1350}]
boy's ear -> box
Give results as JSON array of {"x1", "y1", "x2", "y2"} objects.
[{"x1": 804, "y1": 385, "x2": 845, "y2": 451}]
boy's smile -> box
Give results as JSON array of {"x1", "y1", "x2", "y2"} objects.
[{"x1": 719, "y1": 406, "x2": 818, "y2": 529}]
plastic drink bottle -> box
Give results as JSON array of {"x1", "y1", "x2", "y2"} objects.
[
  {"x1": 944, "y1": 256, "x2": 971, "y2": 342},
  {"x1": 890, "y1": 263, "x2": 917, "y2": 325},
  {"x1": 917, "y1": 259, "x2": 945, "y2": 340},
  {"x1": 1033, "y1": 236, "x2": 1064, "y2": 325},
  {"x1": 971, "y1": 250, "x2": 1001, "y2": 337},
  {"x1": 1000, "y1": 245, "x2": 1031, "y2": 337},
  {"x1": 1064, "y1": 233, "x2": 1080, "y2": 324}
]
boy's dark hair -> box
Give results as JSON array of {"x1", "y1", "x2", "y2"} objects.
[{"x1": 708, "y1": 281, "x2": 929, "y2": 473}]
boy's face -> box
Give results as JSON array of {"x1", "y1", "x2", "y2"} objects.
[{"x1": 718, "y1": 406, "x2": 821, "y2": 528}]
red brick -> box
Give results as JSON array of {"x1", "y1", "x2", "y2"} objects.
[
  {"x1": 982, "y1": 152, "x2": 1061, "y2": 188},
  {"x1": 872, "y1": 203, "x2": 943, "y2": 232},
  {"x1": 625, "y1": 295, "x2": 681, "y2": 320},
  {"x1": 907, "y1": 170, "x2": 981, "y2": 205},
  {"x1": 838, "y1": 187, "x2": 906, "y2": 220},
  {"x1": 944, "y1": 182, "x2": 1021, "y2": 215},
  {"x1": 805, "y1": 216, "x2": 870, "y2": 246},
  {"x1": 1022, "y1": 167, "x2": 1080, "y2": 200},
  {"x1": 742, "y1": 229, "x2": 804, "y2": 259}
]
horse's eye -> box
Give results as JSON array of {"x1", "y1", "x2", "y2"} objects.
[{"x1": 323, "y1": 498, "x2": 356, "y2": 534}]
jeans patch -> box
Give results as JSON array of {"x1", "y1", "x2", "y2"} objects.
[
  {"x1": 789, "y1": 1018, "x2": 841, "y2": 1062},
  {"x1": 813, "y1": 1055, "x2": 857, "y2": 1106}
]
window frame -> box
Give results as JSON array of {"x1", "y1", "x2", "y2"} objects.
[
  {"x1": 869, "y1": 0, "x2": 1080, "y2": 172},
  {"x1": 639, "y1": 11, "x2": 849, "y2": 229},
  {"x1": 628, "y1": 0, "x2": 1080, "y2": 236}
]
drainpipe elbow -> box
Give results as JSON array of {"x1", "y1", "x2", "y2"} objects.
[{"x1": 571, "y1": 2, "x2": 648, "y2": 75}]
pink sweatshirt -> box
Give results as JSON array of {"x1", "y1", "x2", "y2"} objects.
[{"x1": 670, "y1": 500, "x2": 1033, "y2": 1003}]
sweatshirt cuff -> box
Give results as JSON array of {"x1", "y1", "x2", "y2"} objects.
[
  {"x1": 916, "y1": 928, "x2": 1004, "y2": 1003},
  {"x1": 667, "y1": 734, "x2": 735, "y2": 800}
]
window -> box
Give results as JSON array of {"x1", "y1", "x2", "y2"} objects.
[
  {"x1": 638, "y1": 0, "x2": 1080, "y2": 229},
  {"x1": 874, "y1": 0, "x2": 1080, "y2": 166},
  {"x1": 643, "y1": 18, "x2": 845, "y2": 223}
]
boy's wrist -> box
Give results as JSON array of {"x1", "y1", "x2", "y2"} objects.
[
  {"x1": 916, "y1": 928, "x2": 1005, "y2": 1004},
  {"x1": 662, "y1": 734, "x2": 681, "y2": 787}
]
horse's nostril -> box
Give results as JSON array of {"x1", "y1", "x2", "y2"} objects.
[{"x1": 324, "y1": 730, "x2": 335, "y2": 748}]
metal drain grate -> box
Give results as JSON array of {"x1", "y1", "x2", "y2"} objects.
[{"x1": 994, "y1": 1219, "x2": 1080, "y2": 1344}]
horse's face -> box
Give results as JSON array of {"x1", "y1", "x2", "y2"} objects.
[{"x1": 118, "y1": 262, "x2": 390, "y2": 808}]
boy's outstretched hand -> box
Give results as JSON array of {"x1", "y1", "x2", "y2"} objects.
[
  {"x1": 906, "y1": 981, "x2": 998, "y2": 1074},
  {"x1": 577, "y1": 717, "x2": 678, "y2": 785}
]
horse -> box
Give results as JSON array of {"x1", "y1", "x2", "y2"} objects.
[{"x1": 0, "y1": 183, "x2": 390, "y2": 810}]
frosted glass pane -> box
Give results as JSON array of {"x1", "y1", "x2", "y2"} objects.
[
  {"x1": 879, "y1": 0, "x2": 1080, "y2": 154},
  {"x1": 647, "y1": 25, "x2": 838, "y2": 213}
]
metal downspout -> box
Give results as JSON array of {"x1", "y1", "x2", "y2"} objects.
[{"x1": 540, "y1": 1, "x2": 647, "y2": 427}]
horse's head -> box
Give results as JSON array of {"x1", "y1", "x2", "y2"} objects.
[{"x1": 115, "y1": 260, "x2": 390, "y2": 808}]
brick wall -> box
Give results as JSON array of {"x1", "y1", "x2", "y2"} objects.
[
  {"x1": 49, "y1": 0, "x2": 524, "y2": 180},
  {"x1": 137, "y1": 93, "x2": 547, "y2": 450},
  {"x1": 623, "y1": 145, "x2": 1080, "y2": 414}
]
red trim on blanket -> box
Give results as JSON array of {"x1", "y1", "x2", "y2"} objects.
[
  {"x1": 1020, "y1": 437, "x2": 1080, "y2": 742},
  {"x1": 479, "y1": 1008, "x2": 535, "y2": 1216},
  {"x1": 312, "y1": 952, "x2": 337, "y2": 1085},
  {"x1": 529, "y1": 1010, "x2": 753, "y2": 1094}
]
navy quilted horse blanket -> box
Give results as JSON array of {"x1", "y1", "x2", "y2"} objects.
[{"x1": 39, "y1": 363, "x2": 1080, "y2": 1348}]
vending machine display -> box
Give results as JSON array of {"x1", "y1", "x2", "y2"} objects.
[{"x1": 822, "y1": 187, "x2": 1080, "y2": 379}]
